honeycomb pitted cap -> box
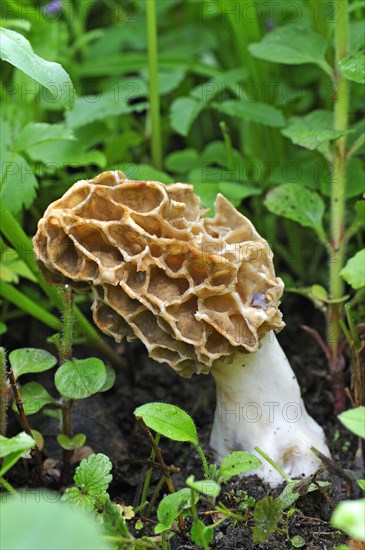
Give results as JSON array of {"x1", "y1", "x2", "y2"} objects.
[{"x1": 33, "y1": 170, "x2": 285, "y2": 377}]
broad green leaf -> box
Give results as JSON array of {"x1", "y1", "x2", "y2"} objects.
[
  {"x1": 338, "y1": 52, "x2": 365, "y2": 84},
  {"x1": 165, "y1": 149, "x2": 200, "y2": 174},
  {"x1": 358, "y1": 480, "x2": 365, "y2": 490},
  {"x1": 13, "y1": 123, "x2": 75, "y2": 152},
  {"x1": 134, "y1": 403, "x2": 199, "y2": 445},
  {"x1": 201, "y1": 141, "x2": 244, "y2": 167},
  {"x1": 191, "y1": 180, "x2": 261, "y2": 211},
  {"x1": 170, "y1": 97, "x2": 204, "y2": 136},
  {"x1": 9, "y1": 348, "x2": 57, "y2": 379},
  {"x1": 61, "y1": 487, "x2": 95, "y2": 513},
  {"x1": 186, "y1": 475, "x2": 221, "y2": 498},
  {"x1": 0, "y1": 28, "x2": 74, "y2": 110},
  {"x1": 120, "y1": 163, "x2": 172, "y2": 184},
  {"x1": 57, "y1": 433, "x2": 86, "y2": 450},
  {"x1": 341, "y1": 250, "x2": 365, "y2": 290},
  {"x1": 331, "y1": 499, "x2": 365, "y2": 541},
  {"x1": 0, "y1": 151, "x2": 38, "y2": 214},
  {"x1": 0, "y1": 246, "x2": 36, "y2": 283},
  {"x1": 156, "y1": 488, "x2": 195, "y2": 530},
  {"x1": 191, "y1": 519, "x2": 214, "y2": 547},
  {"x1": 278, "y1": 481, "x2": 330, "y2": 509},
  {"x1": 264, "y1": 184, "x2": 325, "y2": 232},
  {"x1": 252, "y1": 496, "x2": 283, "y2": 544},
  {"x1": 55, "y1": 358, "x2": 107, "y2": 399},
  {"x1": 0, "y1": 432, "x2": 35, "y2": 459},
  {"x1": 25, "y1": 140, "x2": 106, "y2": 168},
  {"x1": 74, "y1": 453, "x2": 113, "y2": 495},
  {"x1": 249, "y1": 24, "x2": 331, "y2": 73},
  {"x1": 66, "y1": 90, "x2": 147, "y2": 129},
  {"x1": 217, "y1": 451, "x2": 261, "y2": 482},
  {"x1": 212, "y1": 100, "x2": 285, "y2": 128},
  {"x1": 0, "y1": 492, "x2": 112, "y2": 549},
  {"x1": 291, "y1": 535, "x2": 306, "y2": 547},
  {"x1": 13, "y1": 382, "x2": 53, "y2": 415},
  {"x1": 282, "y1": 114, "x2": 347, "y2": 153},
  {"x1": 338, "y1": 407, "x2": 365, "y2": 438},
  {"x1": 98, "y1": 366, "x2": 116, "y2": 393}
]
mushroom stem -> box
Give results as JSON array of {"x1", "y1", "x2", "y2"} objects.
[{"x1": 210, "y1": 331, "x2": 330, "y2": 485}]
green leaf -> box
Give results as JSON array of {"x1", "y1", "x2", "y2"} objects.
[
  {"x1": 0, "y1": 151, "x2": 38, "y2": 214},
  {"x1": 252, "y1": 496, "x2": 283, "y2": 544},
  {"x1": 165, "y1": 149, "x2": 200, "y2": 174},
  {"x1": 340, "y1": 250, "x2": 365, "y2": 290},
  {"x1": 249, "y1": 24, "x2": 331, "y2": 73},
  {"x1": 186, "y1": 475, "x2": 221, "y2": 498},
  {"x1": 217, "y1": 451, "x2": 261, "y2": 482},
  {"x1": 25, "y1": 140, "x2": 106, "y2": 168},
  {"x1": 0, "y1": 432, "x2": 35, "y2": 459},
  {"x1": 212, "y1": 100, "x2": 285, "y2": 128},
  {"x1": 74, "y1": 453, "x2": 113, "y2": 495},
  {"x1": 357, "y1": 479, "x2": 365, "y2": 490},
  {"x1": 0, "y1": 28, "x2": 74, "y2": 110},
  {"x1": 291, "y1": 535, "x2": 306, "y2": 547},
  {"x1": 170, "y1": 97, "x2": 204, "y2": 136},
  {"x1": 278, "y1": 481, "x2": 330, "y2": 509},
  {"x1": 13, "y1": 123, "x2": 75, "y2": 152},
  {"x1": 331, "y1": 499, "x2": 365, "y2": 541},
  {"x1": 0, "y1": 492, "x2": 112, "y2": 549},
  {"x1": 191, "y1": 519, "x2": 214, "y2": 547},
  {"x1": 156, "y1": 488, "x2": 196, "y2": 530},
  {"x1": 0, "y1": 246, "x2": 36, "y2": 283},
  {"x1": 55, "y1": 358, "x2": 107, "y2": 399},
  {"x1": 120, "y1": 163, "x2": 172, "y2": 184},
  {"x1": 61, "y1": 487, "x2": 95, "y2": 513},
  {"x1": 57, "y1": 433, "x2": 86, "y2": 450},
  {"x1": 98, "y1": 366, "x2": 116, "y2": 393},
  {"x1": 13, "y1": 382, "x2": 53, "y2": 415},
  {"x1": 338, "y1": 407, "x2": 365, "y2": 438},
  {"x1": 134, "y1": 402, "x2": 199, "y2": 445},
  {"x1": 9, "y1": 348, "x2": 57, "y2": 379},
  {"x1": 191, "y1": 180, "x2": 261, "y2": 211},
  {"x1": 102, "y1": 498, "x2": 129, "y2": 538},
  {"x1": 338, "y1": 52, "x2": 365, "y2": 84},
  {"x1": 265, "y1": 184, "x2": 325, "y2": 233}
]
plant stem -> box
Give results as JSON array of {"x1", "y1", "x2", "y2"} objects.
[
  {"x1": 254, "y1": 447, "x2": 292, "y2": 483},
  {"x1": 0, "y1": 476, "x2": 16, "y2": 494},
  {"x1": 327, "y1": 0, "x2": 350, "y2": 413},
  {"x1": 140, "y1": 433, "x2": 161, "y2": 511},
  {"x1": 146, "y1": 0, "x2": 162, "y2": 170},
  {"x1": 0, "y1": 348, "x2": 7, "y2": 436},
  {"x1": 195, "y1": 444, "x2": 210, "y2": 479}
]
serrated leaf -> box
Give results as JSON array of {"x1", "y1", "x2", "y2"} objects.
[
  {"x1": 338, "y1": 52, "x2": 365, "y2": 84},
  {"x1": 134, "y1": 403, "x2": 199, "y2": 445},
  {"x1": 0, "y1": 151, "x2": 38, "y2": 214},
  {"x1": 13, "y1": 382, "x2": 53, "y2": 415},
  {"x1": 217, "y1": 451, "x2": 261, "y2": 482},
  {"x1": 0, "y1": 28, "x2": 74, "y2": 109},
  {"x1": 340, "y1": 250, "x2": 365, "y2": 290},
  {"x1": 55, "y1": 358, "x2": 106, "y2": 399},
  {"x1": 331, "y1": 499, "x2": 365, "y2": 541},
  {"x1": 186, "y1": 475, "x2": 221, "y2": 498},
  {"x1": 265, "y1": 184, "x2": 325, "y2": 232},
  {"x1": 102, "y1": 498, "x2": 129, "y2": 538},
  {"x1": 13, "y1": 123, "x2": 75, "y2": 152},
  {"x1": 278, "y1": 481, "x2": 330, "y2": 509},
  {"x1": 338, "y1": 407, "x2": 365, "y2": 438},
  {"x1": 156, "y1": 488, "x2": 196, "y2": 529},
  {"x1": 57, "y1": 433, "x2": 86, "y2": 450},
  {"x1": 170, "y1": 97, "x2": 204, "y2": 136},
  {"x1": 61, "y1": 487, "x2": 95, "y2": 513},
  {"x1": 212, "y1": 100, "x2": 285, "y2": 128},
  {"x1": 249, "y1": 24, "x2": 331, "y2": 73},
  {"x1": 74, "y1": 453, "x2": 113, "y2": 495},
  {"x1": 252, "y1": 496, "x2": 282, "y2": 544},
  {"x1": 0, "y1": 432, "x2": 36, "y2": 459},
  {"x1": 9, "y1": 348, "x2": 57, "y2": 379}
]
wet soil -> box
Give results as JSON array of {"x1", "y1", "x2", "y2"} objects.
[{"x1": 4, "y1": 296, "x2": 364, "y2": 549}]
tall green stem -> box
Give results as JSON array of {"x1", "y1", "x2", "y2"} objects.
[
  {"x1": 0, "y1": 348, "x2": 7, "y2": 436},
  {"x1": 327, "y1": 0, "x2": 349, "y2": 412},
  {"x1": 146, "y1": 0, "x2": 162, "y2": 170}
]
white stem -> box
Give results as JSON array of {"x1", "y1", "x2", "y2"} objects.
[{"x1": 210, "y1": 331, "x2": 330, "y2": 485}]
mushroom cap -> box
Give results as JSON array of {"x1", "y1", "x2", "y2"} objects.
[{"x1": 33, "y1": 170, "x2": 284, "y2": 377}]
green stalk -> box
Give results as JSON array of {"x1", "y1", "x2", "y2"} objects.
[
  {"x1": 146, "y1": 0, "x2": 162, "y2": 170},
  {"x1": 140, "y1": 433, "x2": 161, "y2": 511},
  {"x1": 327, "y1": 0, "x2": 349, "y2": 412},
  {"x1": 0, "y1": 348, "x2": 7, "y2": 436}
]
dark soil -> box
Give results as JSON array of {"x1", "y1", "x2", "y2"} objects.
[{"x1": 4, "y1": 295, "x2": 364, "y2": 549}]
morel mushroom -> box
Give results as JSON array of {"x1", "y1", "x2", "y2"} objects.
[{"x1": 33, "y1": 170, "x2": 330, "y2": 483}]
